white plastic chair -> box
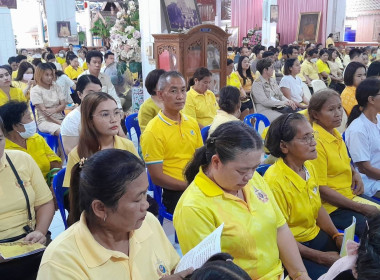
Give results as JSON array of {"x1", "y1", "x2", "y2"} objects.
[
  {"x1": 311, "y1": 79, "x2": 327, "y2": 93},
  {"x1": 302, "y1": 82, "x2": 312, "y2": 101}
]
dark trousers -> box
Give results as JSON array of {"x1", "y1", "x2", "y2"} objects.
[
  {"x1": 301, "y1": 230, "x2": 339, "y2": 280},
  {"x1": 0, "y1": 251, "x2": 44, "y2": 280},
  {"x1": 329, "y1": 194, "x2": 380, "y2": 237}
]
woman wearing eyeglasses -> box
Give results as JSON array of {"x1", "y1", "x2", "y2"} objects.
[
  {"x1": 63, "y1": 92, "x2": 138, "y2": 225},
  {"x1": 264, "y1": 113, "x2": 342, "y2": 279}
]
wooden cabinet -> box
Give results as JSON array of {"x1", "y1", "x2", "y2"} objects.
[{"x1": 153, "y1": 24, "x2": 230, "y2": 94}]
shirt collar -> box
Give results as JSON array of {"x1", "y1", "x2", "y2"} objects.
[
  {"x1": 313, "y1": 122, "x2": 342, "y2": 144},
  {"x1": 276, "y1": 158, "x2": 306, "y2": 192},
  {"x1": 75, "y1": 212, "x2": 153, "y2": 268},
  {"x1": 157, "y1": 111, "x2": 187, "y2": 126}
]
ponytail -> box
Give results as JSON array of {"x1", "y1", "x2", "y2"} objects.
[
  {"x1": 67, "y1": 163, "x2": 82, "y2": 226},
  {"x1": 185, "y1": 145, "x2": 210, "y2": 184},
  {"x1": 187, "y1": 77, "x2": 195, "y2": 91},
  {"x1": 346, "y1": 105, "x2": 362, "y2": 127}
]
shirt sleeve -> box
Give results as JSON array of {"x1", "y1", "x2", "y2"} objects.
[
  {"x1": 41, "y1": 136, "x2": 62, "y2": 164},
  {"x1": 27, "y1": 153, "x2": 53, "y2": 206},
  {"x1": 279, "y1": 76, "x2": 291, "y2": 89},
  {"x1": 55, "y1": 83, "x2": 67, "y2": 101},
  {"x1": 65, "y1": 75, "x2": 75, "y2": 88},
  {"x1": 30, "y1": 86, "x2": 43, "y2": 105},
  {"x1": 141, "y1": 131, "x2": 164, "y2": 164},
  {"x1": 264, "y1": 173, "x2": 290, "y2": 222},
  {"x1": 174, "y1": 205, "x2": 217, "y2": 254},
  {"x1": 122, "y1": 138, "x2": 139, "y2": 158},
  {"x1": 251, "y1": 81, "x2": 286, "y2": 108},
  {"x1": 60, "y1": 113, "x2": 80, "y2": 137},
  {"x1": 37, "y1": 262, "x2": 84, "y2": 280},
  {"x1": 102, "y1": 75, "x2": 122, "y2": 108},
  {"x1": 346, "y1": 128, "x2": 370, "y2": 163}
]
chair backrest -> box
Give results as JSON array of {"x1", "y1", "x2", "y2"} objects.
[
  {"x1": 244, "y1": 113, "x2": 271, "y2": 134},
  {"x1": 302, "y1": 82, "x2": 312, "y2": 100},
  {"x1": 125, "y1": 113, "x2": 141, "y2": 142},
  {"x1": 59, "y1": 133, "x2": 68, "y2": 161},
  {"x1": 256, "y1": 164, "x2": 271, "y2": 176},
  {"x1": 201, "y1": 125, "x2": 211, "y2": 144},
  {"x1": 311, "y1": 80, "x2": 327, "y2": 93},
  {"x1": 52, "y1": 168, "x2": 68, "y2": 229},
  {"x1": 336, "y1": 110, "x2": 348, "y2": 134}
]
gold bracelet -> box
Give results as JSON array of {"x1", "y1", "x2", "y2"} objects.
[{"x1": 332, "y1": 232, "x2": 344, "y2": 240}]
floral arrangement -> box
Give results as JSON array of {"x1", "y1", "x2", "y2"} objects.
[{"x1": 110, "y1": 0, "x2": 141, "y2": 74}]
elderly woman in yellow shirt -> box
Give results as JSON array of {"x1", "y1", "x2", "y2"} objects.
[
  {"x1": 64, "y1": 54, "x2": 84, "y2": 81},
  {"x1": 0, "y1": 101, "x2": 62, "y2": 180},
  {"x1": 174, "y1": 121, "x2": 311, "y2": 280},
  {"x1": 341, "y1": 62, "x2": 366, "y2": 116},
  {"x1": 138, "y1": 69, "x2": 165, "y2": 133},
  {"x1": 37, "y1": 149, "x2": 192, "y2": 280},
  {"x1": 0, "y1": 66, "x2": 26, "y2": 106},
  {"x1": 308, "y1": 89, "x2": 380, "y2": 236},
  {"x1": 184, "y1": 67, "x2": 218, "y2": 128},
  {"x1": 264, "y1": 113, "x2": 342, "y2": 279}
]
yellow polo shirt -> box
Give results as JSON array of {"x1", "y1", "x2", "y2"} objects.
[
  {"x1": 0, "y1": 87, "x2": 26, "y2": 106},
  {"x1": 5, "y1": 134, "x2": 61, "y2": 179},
  {"x1": 301, "y1": 60, "x2": 320, "y2": 81},
  {"x1": 63, "y1": 135, "x2": 138, "y2": 187},
  {"x1": 209, "y1": 110, "x2": 239, "y2": 136},
  {"x1": 341, "y1": 86, "x2": 357, "y2": 116},
  {"x1": 64, "y1": 65, "x2": 84, "y2": 80},
  {"x1": 0, "y1": 150, "x2": 52, "y2": 239},
  {"x1": 56, "y1": 56, "x2": 66, "y2": 66},
  {"x1": 12, "y1": 70, "x2": 18, "y2": 80},
  {"x1": 264, "y1": 159, "x2": 321, "y2": 242},
  {"x1": 310, "y1": 123, "x2": 354, "y2": 214},
  {"x1": 226, "y1": 72, "x2": 242, "y2": 89},
  {"x1": 37, "y1": 212, "x2": 180, "y2": 280},
  {"x1": 316, "y1": 59, "x2": 331, "y2": 85},
  {"x1": 173, "y1": 168, "x2": 286, "y2": 279},
  {"x1": 137, "y1": 98, "x2": 161, "y2": 133},
  {"x1": 141, "y1": 111, "x2": 203, "y2": 182},
  {"x1": 183, "y1": 87, "x2": 218, "y2": 127}
]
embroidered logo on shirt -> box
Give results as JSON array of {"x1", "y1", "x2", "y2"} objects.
[
  {"x1": 253, "y1": 187, "x2": 268, "y2": 203},
  {"x1": 190, "y1": 130, "x2": 195, "y2": 135},
  {"x1": 313, "y1": 186, "x2": 318, "y2": 194},
  {"x1": 156, "y1": 259, "x2": 170, "y2": 277}
]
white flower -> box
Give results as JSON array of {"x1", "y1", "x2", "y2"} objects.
[
  {"x1": 125, "y1": 26, "x2": 134, "y2": 33},
  {"x1": 133, "y1": 31, "x2": 140, "y2": 39}
]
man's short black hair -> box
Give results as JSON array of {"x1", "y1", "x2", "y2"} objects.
[
  {"x1": 104, "y1": 52, "x2": 115, "y2": 60},
  {"x1": 8, "y1": 56, "x2": 17, "y2": 65},
  {"x1": 349, "y1": 48, "x2": 363, "y2": 60},
  {"x1": 86, "y1": 50, "x2": 103, "y2": 64}
]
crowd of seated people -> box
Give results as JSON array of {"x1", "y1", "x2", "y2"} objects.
[{"x1": 1, "y1": 41, "x2": 380, "y2": 280}]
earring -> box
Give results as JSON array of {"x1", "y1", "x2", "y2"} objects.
[{"x1": 103, "y1": 215, "x2": 107, "y2": 222}]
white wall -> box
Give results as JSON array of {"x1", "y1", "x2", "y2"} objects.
[
  {"x1": 139, "y1": 0, "x2": 167, "y2": 99},
  {"x1": 261, "y1": 0, "x2": 277, "y2": 48},
  {"x1": 0, "y1": 7, "x2": 16, "y2": 65},
  {"x1": 326, "y1": 0, "x2": 346, "y2": 41},
  {"x1": 45, "y1": 0, "x2": 77, "y2": 47}
]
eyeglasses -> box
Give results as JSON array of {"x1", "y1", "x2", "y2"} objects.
[
  {"x1": 294, "y1": 131, "x2": 319, "y2": 145},
  {"x1": 92, "y1": 109, "x2": 123, "y2": 120}
]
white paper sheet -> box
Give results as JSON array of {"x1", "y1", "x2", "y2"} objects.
[{"x1": 174, "y1": 223, "x2": 224, "y2": 273}]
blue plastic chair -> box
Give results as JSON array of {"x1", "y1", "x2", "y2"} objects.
[
  {"x1": 256, "y1": 164, "x2": 271, "y2": 176},
  {"x1": 125, "y1": 113, "x2": 141, "y2": 142},
  {"x1": 30, "y1": 102, "x2": 59, "y2": 153},
  {"x1": 201, "y1": 125, "x2": 211, "y2": 144},
  {"x1": 52, "y1": 168, "x2": 68, "y2": 229},
  {"x1": 59, "y1": 133, "x2": 68, "y2": 161},
  {"x1": 244, "y1": 113, "x2": 270, "y2": 132}
]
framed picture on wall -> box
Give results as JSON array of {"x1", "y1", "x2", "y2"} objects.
[
  {"x1": 57, "y1": 21, "x2": 71, "y2": 38},
  {"x1": 296, "y1": 12, "x2": 321, "y2": 43},
  {"x1": 161, "y1": 0, "x2": 202, "y2": 33},
  {"x1": 227, "y1": 27, "x2": 239, "y2": 47},
  {"x1": 0, "y1": 0, "x2": 17, "y2": 9},
  {"x1": 270, "y1": 5, "x2": 278, "y2": 23}
]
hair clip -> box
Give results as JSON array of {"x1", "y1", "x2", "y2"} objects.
[
  {"x1": 208, "y1": 137, "x2": 216, "y2": 144},
  {"x1": 79, "y1": 157, "x2": 87, "y2": 168}
]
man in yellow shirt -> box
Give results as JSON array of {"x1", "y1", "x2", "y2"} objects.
[
  {"x1": 301, "y1": 49, "x2": 320, "y2": 89},
  {"x1": 141, "y1": 71, "x2": 203, "y2": 214}
]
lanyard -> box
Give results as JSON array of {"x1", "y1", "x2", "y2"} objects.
[{"x1": 5, "y1": 154, "x2": 33, "y2": 231}]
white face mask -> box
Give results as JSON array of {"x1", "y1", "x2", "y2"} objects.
[
  {"x1": 310, "y1": 58, "x2": 318, "y2": 63},
  {"x1": 23, "y1": 73, "x2": 33, "y2": 81},
  {"x1": 18, "y1": 121, "x2": 37, "y2": 139},
  {"x1": 59, "y1": 53, "x2": 64, "y2": 58}
]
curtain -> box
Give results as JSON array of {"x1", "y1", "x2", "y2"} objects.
[
  {"x1": 231, "y1": 0, "x2": 263, "y2": 47},
  {"x1": 277, "y1": 0, "x2": 328, "y2": 46}
]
